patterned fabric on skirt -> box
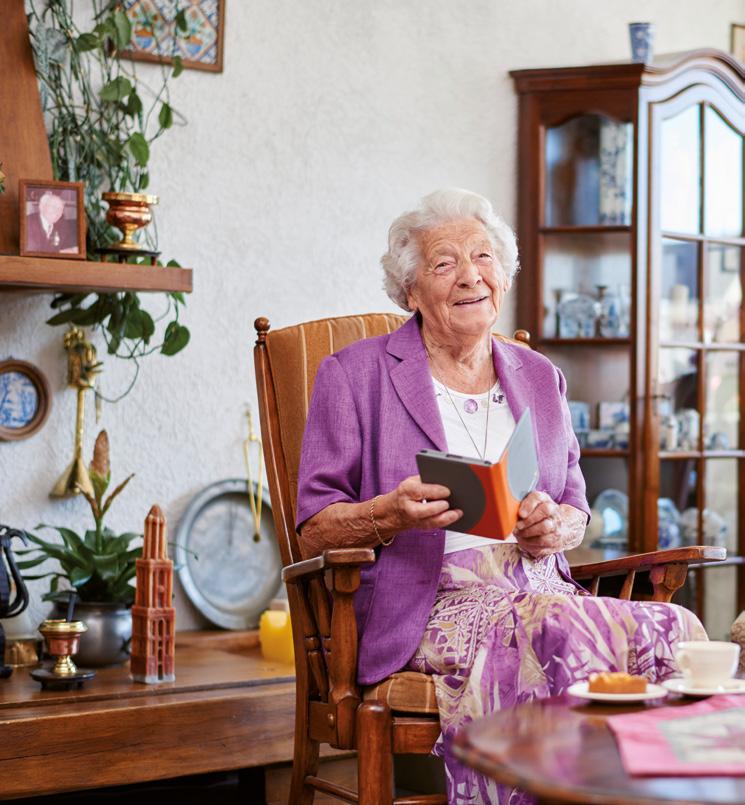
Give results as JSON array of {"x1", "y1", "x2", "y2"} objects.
[{"x1": 406, "y1": 544, "x2": 707, "y2": 805}]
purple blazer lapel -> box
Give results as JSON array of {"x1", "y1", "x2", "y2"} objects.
[
  {"x1": 387, "y1": 316, "x2": 447, "y2": 451},
  {"x1": 491, "y1": 338, "x2": 541, "y2": 468}
]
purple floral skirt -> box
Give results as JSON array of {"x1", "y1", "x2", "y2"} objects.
[{"x1": 406, "y1": 544, "x2": 707, "y2": 805}]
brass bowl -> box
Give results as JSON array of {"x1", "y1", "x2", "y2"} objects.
[{"x1": 102, "y1": 192, "x2": 159, "y2": 250}]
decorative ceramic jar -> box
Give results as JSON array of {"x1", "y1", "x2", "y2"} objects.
[{"x1": 102, "y1": 192, "x2": 159, "y2": 250}]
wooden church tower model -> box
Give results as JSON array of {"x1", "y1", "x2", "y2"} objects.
[{"x1": 131, "y1": 505, "x2": 175, "y2": 683}]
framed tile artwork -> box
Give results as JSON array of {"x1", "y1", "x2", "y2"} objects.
[{"x1": 121, "y1": 0, "x2": 225, "y2": 73}]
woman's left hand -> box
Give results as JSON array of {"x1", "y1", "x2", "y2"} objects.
[{"x1": 514, "y1": 491, "x2": 588, "y2": 559}]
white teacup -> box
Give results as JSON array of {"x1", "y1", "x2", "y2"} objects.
[{"x1": 674, "y1": 640, "x2": 740, "y2": 688}]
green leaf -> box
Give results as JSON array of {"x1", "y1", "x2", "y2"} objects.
[
  {"x1": 161, "y1": 322, "x2": 190, "y2": 356},
  {"x1": 100, "y1": 76, "x2": 133, "y2": 102},
  {"x1": 127, "y1": 132, "x2": 150, "y2": 167},
  {"x1": 76, "y1": 33, "x2": 99, "y2": 52},
  {"x1": 126, "y1": 91, "x2": 143, "y2": 117},
  {"x1": 175, "y1": 10, "x2": 188, "y2": 32},
  {"x1": 113, "y1": 10, "x2": 133, "y2": 50},
  {"x1": 16, "y1": 555, "x2": 49, "y2": 570},
  {"x1": 46, "y1": 307, "x2": 87, "y2": 326},
  {"x1": 137, "y1": 172, "x2": 149, "y2": 191},
  {"x1": 158, "y1": 102, "x2": 173, "y2": 130},
  {"x1": 170, "y1": 290, "x2": 186, "y2": 304},
  {"x1": 172, "y1": 55, "x2": 184, "y2": 78},
  {"x1": 70, "y1": 566, "x2": 94, "y2": 587}
]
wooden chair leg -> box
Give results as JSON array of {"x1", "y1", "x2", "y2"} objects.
[
  {"x1": 289, "y1": 691, "x2": 320, "y2": 805},
  {"x1": 357, "y1": 701, "x2": 394, "y2": 805}
]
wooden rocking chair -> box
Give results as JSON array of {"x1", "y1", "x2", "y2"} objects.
[{"x1": 253, "y1": 313, "x2": 725, "y2": 805}]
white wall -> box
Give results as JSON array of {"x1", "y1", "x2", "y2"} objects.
[{"x1": 2, "y1": 0, "x2": 742, "y2": 631}]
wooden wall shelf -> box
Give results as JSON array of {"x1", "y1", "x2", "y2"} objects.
[{"x1": 0, "y1": 254, "x2": 192, "y2": 294}]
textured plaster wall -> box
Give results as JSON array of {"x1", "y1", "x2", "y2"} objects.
[{"x1": 1, "y1": 1, "x2": 742, "y2": 633}]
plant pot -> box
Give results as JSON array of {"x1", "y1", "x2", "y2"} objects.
[{"x1": 53, "y1": 601, "x2": 131, "y2": 667}]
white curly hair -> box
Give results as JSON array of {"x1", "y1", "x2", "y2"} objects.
[{"x1": 381, "y1": 188, "x2": 519, "y2": 311}]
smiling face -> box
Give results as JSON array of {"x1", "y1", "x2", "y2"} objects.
[{"x1": 406, "y1": 217, "x2": 511, "y2": 344}]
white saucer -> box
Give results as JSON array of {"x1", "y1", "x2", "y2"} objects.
[
  {"x1": 661, "y1": 677, "x2": 745, "y2": 697},
  {"x1": 567, "y1": 681, "x2": 668, "y2": 703}
]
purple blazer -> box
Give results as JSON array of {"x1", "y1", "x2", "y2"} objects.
[{"x1": 296, "y1": 315, "x2": 590, "y2": 685}]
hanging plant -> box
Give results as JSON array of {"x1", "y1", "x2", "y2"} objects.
[{"x1": 26, "y1": 0, "x2": 191, "y2": 377}]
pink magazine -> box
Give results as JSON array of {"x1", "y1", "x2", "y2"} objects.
[{"x1": 607, "y1": 695, "x2": 745, "y2": 776}]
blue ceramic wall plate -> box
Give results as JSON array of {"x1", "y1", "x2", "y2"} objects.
[{"x1": 0, "y1": 360, "x2": 51, "y2": 441}]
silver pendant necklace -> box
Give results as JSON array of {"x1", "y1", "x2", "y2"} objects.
[{"x1": 427, "y1": 348, "x2": 493, "y2": 460}]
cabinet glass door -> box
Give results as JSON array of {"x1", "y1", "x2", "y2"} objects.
[
  {"x1": 545, "y1": 114, "x2": 633, "y2": 227},
  {"x1": 653, "y1": 94, "x2": 745, "y2": 634}
]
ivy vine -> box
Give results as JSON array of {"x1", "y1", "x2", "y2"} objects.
[{"x1": 27, "y1": 0, "x2": 191, "y2": 384}]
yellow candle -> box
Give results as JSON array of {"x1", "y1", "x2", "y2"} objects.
[{"x1": 259, "y1": 608, "x2": 295, "y2": 666}]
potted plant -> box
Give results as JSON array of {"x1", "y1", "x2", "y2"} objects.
[{"x1": 18, "y1": 430, "x2": 140, "y2": 666}]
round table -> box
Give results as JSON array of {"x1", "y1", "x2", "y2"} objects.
[{"x1": 453, "y1": 693, "x2": 745, "y2": 805}]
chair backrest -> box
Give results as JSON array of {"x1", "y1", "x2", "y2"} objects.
[{"x1": 254, "y1": 313, "x2": 406, "y2": 568}]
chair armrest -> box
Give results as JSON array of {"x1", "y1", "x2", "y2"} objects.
[
  {"x1": 570, "y1": 546, "x2": 726, "y2": 580},
  {"x1": 282, "y1": 548, "x2": 376, "y2": 583}
]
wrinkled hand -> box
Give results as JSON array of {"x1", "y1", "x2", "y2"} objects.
[
  {"x1": 514, "y1": 491, "x2": 587, "y2": 559},
  {"x1": 379, "y1": 474, "x2": 462, "y2": 534}
]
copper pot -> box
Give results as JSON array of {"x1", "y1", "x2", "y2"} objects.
[{"x1": 102, "y1": 192, "x2": 159, "y2": 250}]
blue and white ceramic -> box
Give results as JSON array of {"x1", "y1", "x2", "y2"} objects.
[
  {"x1": 657, "y1": 498, "x2": 682, "y2": 549},
  {"x1": 558, "y1": 294, "x2": 600, "y2": 338},
  {"x1": 629, "y1": 22, "x2": 654, "y2": 63},
  {"x1": 592, "y1": 488, "x2": 629, "y2": 544},
  {"x1": 680, "y1": 508, "x2": 728, "y2": 548},
  {"x1": 568, "y1": 401, "x2": 591, "y2": 432},
  {"x1": 0, "y1": 370, "x2": 38, "y2": 429}
]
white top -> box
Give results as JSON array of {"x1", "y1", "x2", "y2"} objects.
[{"x1": 431, "y1": 376, "x2": 518, "y2": 554}]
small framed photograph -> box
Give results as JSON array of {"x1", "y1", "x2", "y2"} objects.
[
  {"x1": 598, "y1": 401, "x2": 629, "y2": 431},
  {"x1": 19, "y1": 179, "x2": 86, "y2": 260},
  {"x1": 732, "y1": 23, "x2": 745, "y2": 62},
  {"x1": 121, "y1": 0, "x2": 225, "y2": 73}
]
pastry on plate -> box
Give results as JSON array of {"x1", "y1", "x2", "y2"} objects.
[{"x1": 587, "y1": 671, "x2": 647, "y2": 694}]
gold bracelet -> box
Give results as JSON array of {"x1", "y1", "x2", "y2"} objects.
[{"x1": 370, "y1": 494, "x2": 395, "y2": 546}]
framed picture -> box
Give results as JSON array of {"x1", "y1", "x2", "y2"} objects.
[
  {"x1": 0, "y1": 360, "x2": 52, "y2": 441},
  {"x1": 732, "y1": 23, "x2": 745, "y2": 62},
  {"x1": 19, "y1": 179, "x2": 86, "y2": 260},
  {"x1": 121, "y1": 0, "x2": 225, "y2": 73}
]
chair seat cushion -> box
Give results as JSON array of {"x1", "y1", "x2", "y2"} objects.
[{"x1": 363, "y1": 671, "x2": 439, "y2": 715}]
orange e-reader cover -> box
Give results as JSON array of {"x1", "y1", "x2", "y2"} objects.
[{"x1": 415, "y1": 408, "x2": 539, "y2": 539}]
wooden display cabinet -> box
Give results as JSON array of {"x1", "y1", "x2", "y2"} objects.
[{"x1": 511, "y1": 50, "x2": 745, "y2": 636}]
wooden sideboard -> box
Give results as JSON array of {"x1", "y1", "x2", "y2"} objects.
[{"x1": 0, "y1": 630, "x2": 302, "y2": 800}]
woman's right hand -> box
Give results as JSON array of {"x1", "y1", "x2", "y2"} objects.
[{"x1": 378, "y1": 474, "x2": 462, "y2": 534}]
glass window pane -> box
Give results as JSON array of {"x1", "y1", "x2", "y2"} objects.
[
  {"x1": 661, "y1": 105, "x2": 701, "y2": 234},
  {"x1": 703, "y1": 459, "x2": 739, "y2": 639},
  {"x1": 705, "y1": 244, "x2": 742, "y2": 343},
  {"x1": 658, "y1": 348, "x2": 699, "y2": 450},
  {"x1": 705, "y1": 352, "x2": 740, "y2": 450},
  {"x1": 659, "y1": 239, "x2": 699, "y2": 342},
  {"x1": 543, "y1": 232, "x2": 631, "y2": 338},
  {"x1": 704, "y1": 107, "x2": 743, "y2": 237},
  {"x1": 582, "y1": 458, "x2": 628, "y2": 549},
  {"x1": 545, "y1": 115, "x2": 632, "y2": 226}
]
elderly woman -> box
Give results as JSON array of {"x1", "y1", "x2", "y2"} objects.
[{"x1": 296, "y1": 189, "x2": 705, "y2": 804}]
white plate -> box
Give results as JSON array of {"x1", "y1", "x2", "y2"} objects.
[
  {"x1": 567, "y1": 681, "x2": 668, "y2": 703},
  {"x1": 661, "y1": 677, "x2": 745, "y2": 697}
]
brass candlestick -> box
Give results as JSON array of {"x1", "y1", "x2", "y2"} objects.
[
  {"x1": 51, "y1": 327, "x2": 102, "y2": 498},
  {"x1": 31, "y1": 619, "x2": 95, "y2": 690}
]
